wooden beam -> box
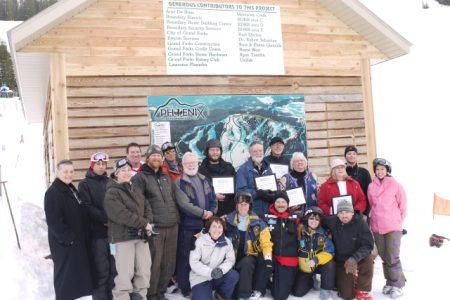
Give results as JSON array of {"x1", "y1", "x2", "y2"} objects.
[
  {"x1": 50, "y1": 53, "x2": 70, "y2": 163},
  {"x1": 360, "y1": 59, "x2": 376, "y2": 176}
]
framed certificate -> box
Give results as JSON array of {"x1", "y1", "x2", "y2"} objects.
[
  {"x1": 331, "y1": 194, "x2": 354, "y2": 215},
  {"x1": 255, "y1": 174, "x2": 278, "y2": 192},
  {"x1": 212, "y1": 177, "x2": 235, "y2": 194},
  {"x1": 270, "y1": 164, "x2": 289, "y2": 179},
  {"x1": 286, "y1": 187, "x2": 306, "y2": 207}
]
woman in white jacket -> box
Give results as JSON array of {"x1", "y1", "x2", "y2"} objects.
[{"x1": 189, "y1": 216, "x2": 239, "y2": 300}]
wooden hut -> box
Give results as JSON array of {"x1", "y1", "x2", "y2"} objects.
[{"x1": 8, "y1": 0, "x2": 411, "y2": 185}]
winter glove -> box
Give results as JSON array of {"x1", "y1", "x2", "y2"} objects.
[
  {"x1": 256, "y1": 189, "x2": 266, "y2": 199},
  {"x1": 211, "y1": 267, "x2": 224, "y2": 279},
  {"x1": 265, "y1": 259, "x2": 274, "y2": 276},
  {"x1": 344, "y1": 257, "x2": 358, "y2": 275}
]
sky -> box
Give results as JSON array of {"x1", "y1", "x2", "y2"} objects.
[{"x1": 2, "y1": 1, "x2": 450, "y2": 299}]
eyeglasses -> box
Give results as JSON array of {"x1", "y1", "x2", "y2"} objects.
[{"x1": 91, "y1": 152, "x2": 109, "y2": 162}]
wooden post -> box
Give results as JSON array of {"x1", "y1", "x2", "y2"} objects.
[
  {"x1": 50, "y1": 53, "x2": 70, "y2": 164},
  {"x1": 1, "y1": 181, "x2": 21, "y2": 250},
  {"x1": 360, "y1": 59, "x2": 377, "y2": 176}
]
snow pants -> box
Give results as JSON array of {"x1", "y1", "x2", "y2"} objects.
[
  {"x1": 92, "y1": 238, "x2": 115, "y2": 300},
  {"x1": 293, "y1": 260, "x2": 335, "y2": 297},
  {"x1": 175, "y1": 227, "x2": 201, "y2": 294},
  {"x1": 374, "y1": 231, "x2": 406, "y2": 288},
  {"x1": 113, "y1": 240, "x2": 151, "y2": 300},
  {"x1": 191, "y1": 269, "x2": 239, "y2": 300},
  {"x1": 147, "y1": 224, "x2": 178, "y2": 300},
  {"x1": 335, "y1": 256, "x2": 373, "y2": 300},
  {"x1": 234, "y1": 255, "x2": 268, "y2": 298},
  {"x1": 270, "y1": 259, "x2": 298, "y2": 300}
]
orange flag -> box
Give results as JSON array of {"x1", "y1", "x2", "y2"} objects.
[{"x1": 433, "y1": 193, "x2": 450, "y2": 216}]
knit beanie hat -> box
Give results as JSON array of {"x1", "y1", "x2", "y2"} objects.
[
  {"x1": 145, "y1": 144, "x2": 163, "y2": 159},
  {"x1": 344, "y1": 146, "x2": 358, "y2": 156},
  {"x1": 336, "y1": 200, "x2": 354, "y2": 214},
  {"x1": 270, "y1": 137, "x2": 285, "y2": 146},
  {"x1": 274, "y1": 191, "x2": 289, "y2": 205}
]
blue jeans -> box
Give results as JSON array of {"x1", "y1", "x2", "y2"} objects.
[{"x1": 191, "y1": 270, "x2": 239, "y2": 300}]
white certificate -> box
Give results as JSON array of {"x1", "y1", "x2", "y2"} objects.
[
  {"x1": 332, "y1": 194, "x2": 353, "y2": 215},
  {"x1": 212, "y1": 177, "x2": 235, "y2": 194},
  {"x1": 270, "y1": 164, "x2": 289, "y2": 179},
  {"x1": 255, "y1": 175, "x2": 278, "y2": 192},
  {"x1": 286, "y1": 188, "x2": 306, "y2": 207}
]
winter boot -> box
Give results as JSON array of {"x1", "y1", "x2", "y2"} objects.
[
  {"x1": 130, "y1": 293, "x2": 144, "y2": 300},
  {"x1": 356, "y1": 289, "x2": 373, "y2": 300},
  {"x1": 319, "y1": 289, "x2": 335, "y2": 300},
  {"x1": 382, "y1": 285, "x2": 393, "y2": 295},
  {"x1": 390, "y1": 287, "x2": 403, "y2": 299},
  {"x1": 313, "y1": 274, "x2": 321, "y2": 290}
]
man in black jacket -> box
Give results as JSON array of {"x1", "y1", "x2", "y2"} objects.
[
  {"x1": 199, "y1": 139, "x2": 236, "y2": 216},
  {"x1": 322, "y1": 200, "x2": 374, "y2": 300},
  {"x1": 344, "y1": 146, "x2": 372, "y2": 219},
  {"x1": 132, "y1": 145, "x2": 205, "y2": 300},
  {"x1": 79, "y1": 152, "x2": 114, "y2": 300},
  {"x1": 265, "y1": 136, "x2": 290, "y2": 166}
]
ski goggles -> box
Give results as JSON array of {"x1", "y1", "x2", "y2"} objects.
[
  {"x1": 114, "y1": 158, "x2": 132, "y2": 173},
  {"x1": 90, "y1": 152, "x2": 109, "y2": 162},
  {"x1": 373, "y1": 158, "x2": 388, "y2": 165},
  {"x1": 161, "y1": 142, "x2": 176, "y2": 153}
]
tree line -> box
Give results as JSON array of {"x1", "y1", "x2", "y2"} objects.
[
  {"x1": 1, "y1": 0, "x2": 57, "y2": 91},
  {"x1": 1, "y1": 0, "x2": 57, "y2": 21}
]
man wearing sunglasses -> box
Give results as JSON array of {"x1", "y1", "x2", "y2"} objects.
[
  {"x1": 132, "y1": 145, "x2": 206, "y2": 300},
  {"x1": 79, "y1": 152, "x2": 114, "y2": 300},
  {"x1": 161, "y1": 141, "x2": 184, "y2": 182}
]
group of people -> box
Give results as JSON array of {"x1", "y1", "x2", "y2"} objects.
[{"x1": 44, "y1": 138, "x2": 407, "y2": 300}]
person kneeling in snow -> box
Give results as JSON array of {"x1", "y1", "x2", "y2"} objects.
[
  {"x1": 293, "y1": 206, "x2": 335, "y2": 300},
  {"x1": 189, "y1": 216, "x2": 239, "y2": 300},
  {"x1": 322, "y1": 200, "x2": 374, "y2": 300}
]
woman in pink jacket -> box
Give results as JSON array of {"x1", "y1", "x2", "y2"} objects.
[{"x1": 368, "y1": 158, "x2": 407, "y2": 299}]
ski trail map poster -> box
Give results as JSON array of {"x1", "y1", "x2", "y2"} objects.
[{"x1": 148, "y1": 94, "x2": 307, "y2": 168}]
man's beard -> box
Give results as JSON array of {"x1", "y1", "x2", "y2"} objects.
[
  {"x1": 209, "y1": 155, "x2": 220, "y2": 163},
  {"x1": 252, "y1": 155, "x2": 264, "y2": 164},
  {"x1": 184, "y1": 166, "x2": 199, "y2": 176}
]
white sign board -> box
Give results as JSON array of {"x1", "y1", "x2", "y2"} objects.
[
  {"x1": 163, "y1": 1, "x2": 284, "y2": 75},
  {"x1": 152, "y1": 122, "x2": 172, "y2": 146}
]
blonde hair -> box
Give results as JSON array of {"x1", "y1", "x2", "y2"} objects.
[
  {"x1": 331, "y1": 167, "x2": 348, "y2": 181},
  {"x1": 290, "y1": 152, "x2": 308, "y2": 170}
]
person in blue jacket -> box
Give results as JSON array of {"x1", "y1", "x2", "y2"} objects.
[
  {"x1": 293, "y1": 206, "x2": 335, "y2": 300},
  {"x1": 236, "y1": 140, "x2": 276, "y2": 216},
  {"x1": 176, "y1": 152, "x2": 218, "y2": 298}
]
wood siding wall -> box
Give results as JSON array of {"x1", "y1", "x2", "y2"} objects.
[{"x1": 67, "y1": 75, "x2": 368, "y2": 184}]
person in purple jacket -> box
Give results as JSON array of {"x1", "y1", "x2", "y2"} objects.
[{"x1": 368, "y1": 158, "x2": 407, "y2": 299}]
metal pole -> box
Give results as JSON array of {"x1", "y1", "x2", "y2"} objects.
[{"x1": 0, "y1": 181, "x2": 21, "y2": 250}]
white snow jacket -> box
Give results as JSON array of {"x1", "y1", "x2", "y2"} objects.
[{"x1": 189, "y1": 230, "x2": 236, "y2": 288}]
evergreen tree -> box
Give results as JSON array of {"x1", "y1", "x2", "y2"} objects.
[{"x1": 0, "y1": 41, "x2": 17, "y2": 91}]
